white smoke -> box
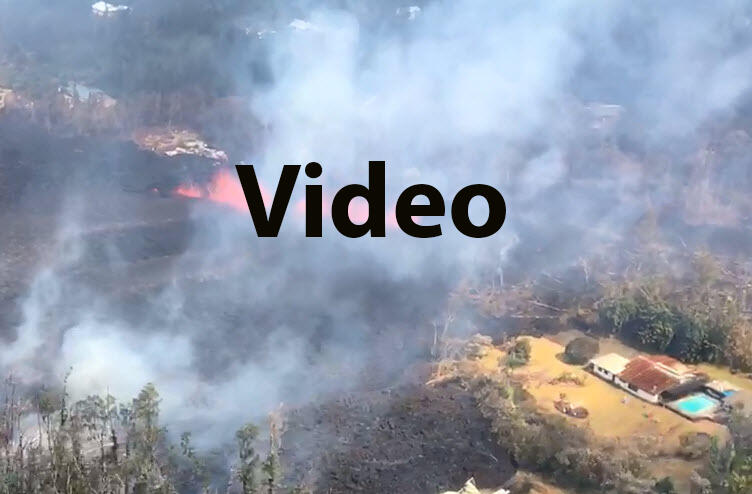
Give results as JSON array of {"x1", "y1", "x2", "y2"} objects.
[{"x1": 5, "y1": 0, "x2": 752, "y2": 448}]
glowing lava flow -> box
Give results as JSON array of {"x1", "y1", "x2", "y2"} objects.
[
  {"x1": 176, "y1": 168, "x2": 402, "y2": 228},
  {"x1": 175, "y1": 168, "x2": 269, "y2": 211}
]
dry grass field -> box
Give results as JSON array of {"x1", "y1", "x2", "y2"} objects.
[
  {"x1": 505, "y1": 336, "x2": 735, "y2": 492},
  {"x1": 511, "y1": 336, "x2": 726, "y2": 449},
  {"x1": 507, "y1": 335, "x2": 740, "y2": 492}
]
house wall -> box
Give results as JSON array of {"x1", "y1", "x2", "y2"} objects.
[
  {"x1": 589, "y1": 362, "x2": 664, "y2": 404},
  {"x1": 613, "y1": 376, "x2": 660, "y2": 404},
  {"x1": 591, "y1": 364, "x2": 615, "y2": 382}
]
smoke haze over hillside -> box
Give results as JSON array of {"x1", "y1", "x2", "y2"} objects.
[{"x1": 2, "y1": 0, "x2": 752, "y2": 449}]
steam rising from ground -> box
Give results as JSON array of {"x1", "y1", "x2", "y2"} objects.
[{"x1": 5, "y1": 0, "x2": 752, "y2": 446}]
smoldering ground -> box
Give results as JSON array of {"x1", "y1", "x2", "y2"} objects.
[{"x1": 3, "y1": 0, "x2": 752, "y2": 453}]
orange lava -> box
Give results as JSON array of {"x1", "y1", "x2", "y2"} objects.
[
  {"x1": 174, "y1": 183, "x2": 202, "y2": 199},
  {"x1": 175, "y1": 168, "x2": 269, "y2": 211},
  {"x1": 176, "y1": 168, "x2": 403, "y2": 228}
]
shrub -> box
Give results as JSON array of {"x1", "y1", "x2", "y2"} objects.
[
  {"x1": 654, "y1": 476, "x2": 677, "y2": 493},
  {"x1": 564, "y1": 337, "x2": 599, "y2": 365},
  {"x1": 549, "y1": 371, "x2": 586, "y2": 386},
  {"x1": 507, "y1": 339, "x2": 532, "y2": 367},
  {"x1": 679, "y1": 432, "x2": 712, "y2": 459},
  {"x1": 472, "y1": 374, "x2": 648, "y2": 491}
]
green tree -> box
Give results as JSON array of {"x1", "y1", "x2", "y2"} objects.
[
  {"x1": 728, "y1": 455, "x2": 752, "y2": 494},
  {"x1": 633, "y1": 297, "x2": 675, "y2": 352},
  {"x1": 180, "y1": 432, "x2": 208, "y2": 492},
  {"x1": 706, "y1": 412, "x2": 752, "y2": 492},
  {"x1": 236, "y1": 423, "x2": 261, "y2": 494},
  {"x1": 261, "y1": 449, "x2": 280, "y2": 494},
  {"x1": 133, "y1": 383, "x2": 161, "y2": 461},
  {"x1": 598, "y1": 296, "x2": 637, "y2": 334},
  {"x1": 600, "y1": 293, "x2": 676, "y2": 352},
  {"x1": 127, "y1": 382, "x2": 167, "y2": 492},
  {"x1": 726, "y1": 319, "x2": 752, "y2": 371}
]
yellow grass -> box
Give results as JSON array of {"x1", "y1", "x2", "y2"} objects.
[
  {"x1": 512, "y1": 336, "x2": 726, "y2": 451},
  {"x1": 428, "y1": 342, "x2": 506, "y2": 386},
  {"x1": 696, "y1": 363, "x2": 752, "y2": 392},
  {"x1": 551, "y1": 330, "x2": 752, "y2": 392}
]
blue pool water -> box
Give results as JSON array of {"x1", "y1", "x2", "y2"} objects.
[{"x1": 675, "y1": 394, "x2": 719, "y2": 414}]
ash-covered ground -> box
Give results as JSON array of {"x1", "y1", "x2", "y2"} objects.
[{"x1": 282, "y1": 380, "x2": 513, "y2": 493}]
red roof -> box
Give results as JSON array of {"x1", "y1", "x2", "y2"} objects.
[
  {"x1": 646, "y1": 355, "x2": 690, "y2": 374},
  {"x1": 618, "y1": 356, "x2": 681, "y2": 395}
]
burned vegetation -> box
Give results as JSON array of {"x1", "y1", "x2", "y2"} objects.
[{"x1": 4, "y1": 1, "x2": 752, "y2": 494}]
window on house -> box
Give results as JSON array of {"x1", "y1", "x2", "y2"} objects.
[{"x1": 628, "y1": 384, "x2": 638, "y2": 392}]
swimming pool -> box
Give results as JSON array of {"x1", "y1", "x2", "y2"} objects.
[{"x1": 673, "y1": 393, "x2": 720, "y2": 415}]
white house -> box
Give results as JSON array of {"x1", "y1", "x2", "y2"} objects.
[
  {"x1": 589, "y1": 354, "x2": 694, "y2": 404},
  {"x1": 588, "y1": 353, "x2": 630, "y2": 382}
]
